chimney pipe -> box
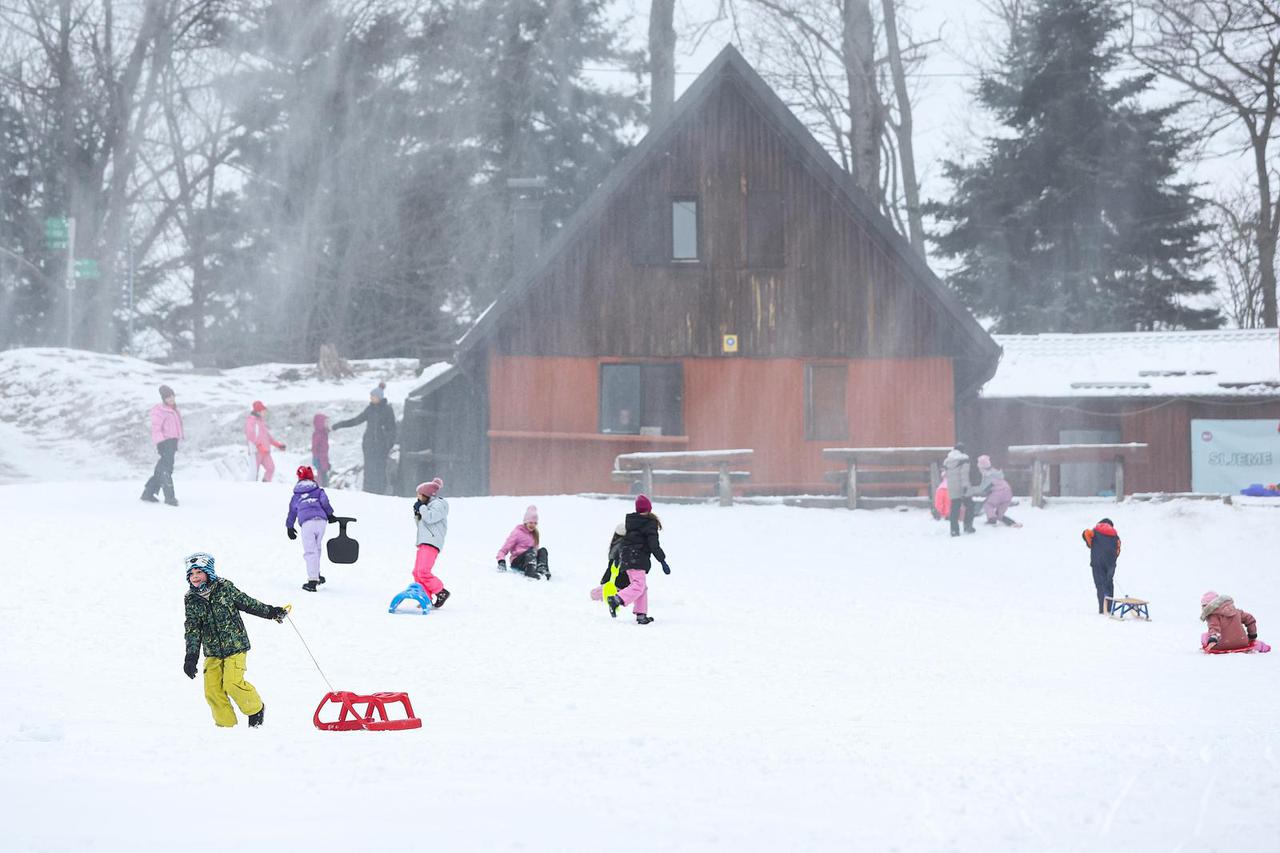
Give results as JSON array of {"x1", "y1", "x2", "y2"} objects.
[{"x1": 507, "y1": 177, "x2": 547, "y2": 267}]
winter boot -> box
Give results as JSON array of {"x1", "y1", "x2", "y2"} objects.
[
  {"x1": 607, "y1": 594, "x2": 622, "y2": 618},
  {"x1": 537, "y1": 556, "x2": 550, "y2": 580},
  {"x1": 302, "y1": 580, "x2": 319, "y2": 592},
  {"x1": 523, "y1": 563, "x2": 539, "y2": 579},
  {"x1": 317, "y1": 575, "x2": 326, "y2": 585},
  {"x1": 636, "y1": 613, "x2": 654, "y2": 625},
  {"x1": 433, "y1": 589, "x2": 451, "y2": 609},
  {"x1": 140, "y1": 492, "x2": 159, "y2": 503},
  {"x1": 165, "y1": 498, "x2": 180, "y2": 507},
  {"x1": 248, "y1": 705, "x2": 264, "y2": 728}
]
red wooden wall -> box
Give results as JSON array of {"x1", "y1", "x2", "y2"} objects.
[{"x1": 488, "y1": 354, "x2": 955, "y2": 495}]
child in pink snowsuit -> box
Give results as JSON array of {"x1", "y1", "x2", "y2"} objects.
[
  {"x1": 311, "y1": 413, "x2": 331, "y2": 487},
  {"x1": 244, "y1": 400, "x2": 286, "y2": 482},
  {"x1": 411, "y1": 478, "x2": 451, "y2": 609},
  {"x1": 605, "y1": 494, "x2": 670, "y2": 625},
  {"x1": 1200, "y1": 591, "x2": 1260, "y2": 651}
]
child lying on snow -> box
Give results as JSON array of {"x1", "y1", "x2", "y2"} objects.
[{"x1": 1200, "y1": 591, "x2": 1259, "y2": 652}]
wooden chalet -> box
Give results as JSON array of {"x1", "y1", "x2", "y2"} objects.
[{"x1": 401, "y1": 45, "x2": 1000, "y2": 497}]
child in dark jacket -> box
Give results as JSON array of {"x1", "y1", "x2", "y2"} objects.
[
  {"x1": 605, "y1": 494, "x2": 671, "y2": 625},
  {"x1": 591, "y1": 522, "x2": 627, "y2": 603},
  {"x1": 1200, "y1": 591, "x2": 1260, "y2": 651},
  {"x1": 1082, "y1": 518, "x2": 1121, "y2": 614},
  {"x1": 182, "y1": 552, "x2": 288, "y2": 728},
  {"x1": 287, "y1": 465, "x2": 337, "y2": 591}
]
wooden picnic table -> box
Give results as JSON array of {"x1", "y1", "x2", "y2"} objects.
[
  {"x1": 1006, "y1": 443, "x2": 1150, "y2": 508},
  {"x1": 821, "y1": 447, "x2": 952, "y2": 510},
  {"x1": 614, "y1": 449, "x2": 754, "y2": 507}
]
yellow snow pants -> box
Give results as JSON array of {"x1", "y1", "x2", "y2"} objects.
[{"x1": 203, "y1": 652, "x2": 263, "y2": 727}]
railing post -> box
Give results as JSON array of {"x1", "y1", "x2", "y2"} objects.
[
  {"x1": 718, "y1": 463, "x2": 732, "y2": 507},
  {"x1": 1031, "y1": 459, "x2": 1043, "y2": 509},
  {"x1": 846, "y1": 460, "x2": 858, "y2": 510},
  {"x1": 641, "y1": 464, "x2": 654, "y2": 497},
  {"x1": 928, "y1": 461, "x2": 940, "y2": 500},
  {"x1": 1114, "y1": 455, "x2": 1125, "y2": 503}
]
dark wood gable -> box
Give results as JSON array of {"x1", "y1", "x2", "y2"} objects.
[{"x1": 465, "y1": 46, "x2": 999, "y2": 393}]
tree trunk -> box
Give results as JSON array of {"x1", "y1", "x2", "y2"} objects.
[
  {"x1": 1255, "y1": 135, "x2": 1279, "y2": 327},
  {"x1": 841, "y1": 0, "x2": 878, "y2": 195},
  {"x1": 649, "y1": 0, "x2": 676, "y2": 127},
  {"x1": 881, "y1": 0, "x2": 924, "y2": 254}
]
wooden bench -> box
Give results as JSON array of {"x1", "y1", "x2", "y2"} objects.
[
  {"x1": 1105, "y1": 596, "x2": 1150, "y2": 621},
  {"x1": 613, "y1": 449, "x2": 753, "y2": 507},
  {"x1": 822, "y1": 447, "x2": 950, "y2": 510},
  {"x1": 1007, "y1": 443, "x2": 1150, "y2": 508}
]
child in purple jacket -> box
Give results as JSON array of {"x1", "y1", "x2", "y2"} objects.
[{"x1": 287, "y1": 465, "x2": 337, "y2": 591}]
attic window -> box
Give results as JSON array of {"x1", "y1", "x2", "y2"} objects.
[
  {"x1": 1069, "y1": 381, "x2": 1151, "y2": 390},
  {"x1": 671, "y1": 197, "x2": 699, "y2": 261}
]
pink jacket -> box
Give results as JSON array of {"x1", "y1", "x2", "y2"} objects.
[
  {"x1": 244, "y1": 413, "x2": 284, "y2": 453},
  {"x1": 1201, "y1": 596, "x2": 1258, "y2": 651},
  {"x1": 496, "y1": 524, "x2": 536, "y2": 561},
  {"x1": 150, "y1": 403, "x2": 184, "y2": 444}
]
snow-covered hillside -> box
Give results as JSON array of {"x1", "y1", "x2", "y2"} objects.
[
  {"x1": 1, "y1": 348, "x2": 1277, "y2": 851},
  {"x1": 0, "y1": 347, "x2": 447, "y2": 485}
]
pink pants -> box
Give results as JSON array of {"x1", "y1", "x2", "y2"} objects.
[
  {"x1": 616, "y1": 569, "x2": 648, "y2": 614},
  {"x1": 301, "y1": 518, "x2": 327, "y2": 581},
  {"x1": 254, "y1": 449, "x2": 275, "y2": 482},
  {"x1": 413, "y1": 545, "x2": 444, "y2": 595}
]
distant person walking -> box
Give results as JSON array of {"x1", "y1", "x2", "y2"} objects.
[
  {"x1": 141, "y1": 384, "x2": 183, "y2": 506},
  {"x1": 244, "y1": 400, "x2": 286, "y2": 482},
  {"x1": 311, "y1": 412, "x2": 332, "y2": 487},
  {"x1": 332, "y1": 382, "x2": 397, "y2": 494}
]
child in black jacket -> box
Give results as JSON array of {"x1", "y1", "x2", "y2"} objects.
[{"x1": 605, "y1": 495, "x2": 671, "y2": 625}]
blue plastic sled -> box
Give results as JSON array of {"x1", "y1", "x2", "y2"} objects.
[{"x1": 389, "y1": 583, "x2": 432, "y2": 615}]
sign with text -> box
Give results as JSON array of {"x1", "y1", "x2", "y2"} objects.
[{"x1": 1190, "y1": 419, "x2": 1280, "y2": 493}]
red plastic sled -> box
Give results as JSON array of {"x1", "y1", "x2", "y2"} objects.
[
  {"x1": 1202, "y1": 640, "x2": 1271, "y2": 655},
  {"x1": 312, "y1": 691, "x2": 423, "y2": 731}
]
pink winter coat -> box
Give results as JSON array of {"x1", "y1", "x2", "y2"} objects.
[
  {"x1": 150, "y1": 403, "x2": 184, "y2": 444},
  {"x1": 244, "y1": 413, "x2": 283, "y2": 453},
  {"x1": 311, "y1": 413, "x2": 330, "y2": 469},
  {"x1": 496, "y1": 524, "x2": 537, "y2": 562},
  {"x1": 1201, "y1": 596, "x2": 1258, "y2": 651}
]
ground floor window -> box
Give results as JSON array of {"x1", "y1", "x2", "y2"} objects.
[
  {"x1": 805, "y1": 363, "x2": 848, "y2": 440},
  {"x1": 600, "y1": 363, "x2": 684, "y2": 435}
]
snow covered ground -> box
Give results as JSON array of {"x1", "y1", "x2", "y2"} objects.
[{"x1": 1, "y1": 349, "x2": 1278, "y2": 851}]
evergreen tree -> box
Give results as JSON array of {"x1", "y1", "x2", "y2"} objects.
[{"x1": 930, "y1": 0, "x2": 1219, "y2": 332}]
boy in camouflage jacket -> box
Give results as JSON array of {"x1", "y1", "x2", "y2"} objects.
[{"x1": 182, "y1": 552, "x2": 288, "y2": 727}]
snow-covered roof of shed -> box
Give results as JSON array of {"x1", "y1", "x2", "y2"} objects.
[{"x1": 980, "y1": 329, "x2": 1280, "y2": 399}]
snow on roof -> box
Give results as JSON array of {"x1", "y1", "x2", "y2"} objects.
[{"x1": 981, "y1": 329, "x2": 1280, "y2": 399}]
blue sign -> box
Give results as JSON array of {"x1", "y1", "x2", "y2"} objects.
[{"x1": 1190, "y1": 419, "x2": 1280, "y2": 493}]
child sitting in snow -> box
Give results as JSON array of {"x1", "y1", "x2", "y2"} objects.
[
  {"x1": 1082, "y1": 518, "x2": 1121, "y2": 614},
  {"x1": 496, "y1": 504, "x2": 550, "y2": 579},
  {"x1": 411, "y1": 478, "x2": 451, "y2": 608},
  {"x1": 286, "y1": 464, "x2": 337, "y2": 592},
  {"x1": 1200, "y1": 591, "x2": 1259, "y2": 652},
  {"x1": 974, "y1": 455, "x2": 1021, "y2": 528},
  {"x1": 605, "y1": 494, "x2": 671, "y2": 625},
  {"x1": 182, "y1": 552, "x2": 288, "y2": 728}
]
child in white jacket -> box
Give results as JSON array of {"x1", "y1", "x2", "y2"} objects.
[{"x1": 411, "y1": 478, "x2": 450, "y2": 608}]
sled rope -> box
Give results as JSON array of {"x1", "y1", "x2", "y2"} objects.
[{"x1": 286, "y1": 614, "x2": 335, "y2": 693}]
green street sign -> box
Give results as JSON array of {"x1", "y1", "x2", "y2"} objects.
[
  {"x1": 45, "y1": 216, "x2": 68, "y2": 250},
  {"x1": 74, "y1": 258, "x2": 100, "y2": 279}
]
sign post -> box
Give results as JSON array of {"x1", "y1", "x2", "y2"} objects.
[{"x1": 63, "y1": 217, "x2": 76, "y2": 348}]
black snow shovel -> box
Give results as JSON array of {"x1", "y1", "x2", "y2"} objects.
[{"x1": 326, "y1": 517, "x2": 359, "y2": 564}]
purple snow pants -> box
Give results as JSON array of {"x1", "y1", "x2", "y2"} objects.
[
  {"x1": 616, "y1": 569, "x2": 649, "y2": 614},
  {"x1": 301, "y1": 517, "x2": 327, "y2": 581}
]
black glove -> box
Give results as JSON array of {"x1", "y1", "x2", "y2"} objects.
[
  {"x1": 269, "y1": 606, "x2": 288, "y2": 622},
  {"x1": 327, "y1": 514, "x2": 338, "y2": 523},
  {"x1": 498, "y1": 559, "x2": 507, "y2": 571},
  {"x1": 286, "y1": 527, "x2": 297, "y2": 540},
  {"x1": 661, "y1": 561, "x2": 671, "y2": 575},
  {"x1": 183, "y1": 653, "x2": 198, "y2": 679}
]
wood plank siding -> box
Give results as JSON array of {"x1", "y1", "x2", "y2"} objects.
[
  {"x1": 492, "y1": 75, "x2": 964, "y2": 364},
  {"x1": 488, "y1": 354, "x2": 953, "y2": 495},
  {"x1": 963, "y1": 398, "x2": 1280, "y2": 494}
]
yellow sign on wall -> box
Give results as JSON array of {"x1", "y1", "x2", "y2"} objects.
[{"x1": 722, "y1": 334, "x2": 739, "y2": 354}]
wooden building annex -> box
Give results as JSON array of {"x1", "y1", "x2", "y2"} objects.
[{"x1": 401, "y1": 45, "x2": 1001, "y2": 497}]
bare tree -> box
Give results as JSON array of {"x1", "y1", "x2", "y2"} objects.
[
  {"x1": 880, "y1": 0, "x2": 922, "y2": 251},
  {"x1": 1211, "y1": 183, "x2": 1268, "y2": 327},
  {"x1": 1130, "y1": 0, "x2": 1280, "y2": 326},
  {"x1": 650, "y1": 0, "x2": 676, "y2": 125}
]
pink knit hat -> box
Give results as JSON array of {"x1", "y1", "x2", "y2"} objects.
[
  {"x1": 416, "y1": 477, "x2": 443, "y2": 497},
  {"x1": 977, "y1": 454, "x2": 992, "y2": 470},
  {"x1": 635, "y1": 494, "x2": 652, "y2": 514},
  {"x1": 523, "y1": 505, "x2": 538, "y2": 524},
  {"x1": 1200, "y1": 590, "x2": 1219, "y2": 607}
]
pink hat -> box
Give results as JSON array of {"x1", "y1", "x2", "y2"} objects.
[
  {"x1": 635, "y1": 494, "x2": 652, "y2": 514},
  {"x1": 416, "y1": 477, "x2": 443, "y2": 497},
  {"x1": 523, "y1": 505, "x2": 538, "y2": 524},
  {"x1": 977, "y1": 454, "x2": 992, "y2": 469},
  {"x1": 1200, "y1": 590, "x2": 1219, "y2": 607}
]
